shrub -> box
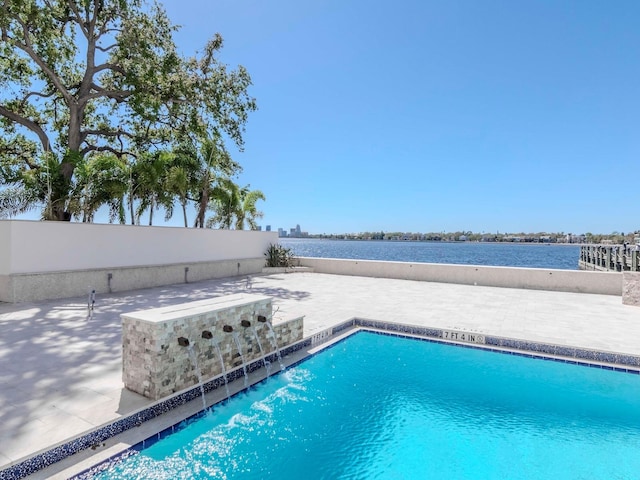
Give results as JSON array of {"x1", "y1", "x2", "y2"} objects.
[{"x1": 264, "y1": 243, "x2": 295, "y2": 268}]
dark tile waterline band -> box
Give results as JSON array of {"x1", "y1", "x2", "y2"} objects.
[
  {"x1": 3, "y1": 321, "x2": 640, "y2": 480},
  {"x1": 351, "y1": 318, "x2": 640, "y2": 371}
]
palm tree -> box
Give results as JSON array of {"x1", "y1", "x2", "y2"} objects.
[
  {"x1": 164, "y1": 164, "x2": 191, "y2": 227},
  {"x1": 0, "y1": 186, "x2": 37, "y2": 219},
  {"x1": 132, "y1": 151, "x2": 173, "y2": 225},
  {"x1": 206, "y1": 180, "x2": 265, "y2": 230},
  {"x1": 234, "y1": 186, "x2": 265, "y2": 230},
  {"x1": 68, "y1": 154, "x2": 128, "y2": 223},
  {"x1": 205, "y1": 177, "x2": 240, "y2": 229},
  {"x1": 190, "y1": 137, "x2": 240, "y2": 228}
]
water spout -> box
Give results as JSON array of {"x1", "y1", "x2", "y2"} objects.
[
  {"x1": 240, "y1": 319, "x2": 251, "y2": 328},
  {"x1": 178, "y1": 337, "x2": 190, "y2": 347},
  {"x1": 223, "y1": 325, "x2": 233, "y2": 333}
]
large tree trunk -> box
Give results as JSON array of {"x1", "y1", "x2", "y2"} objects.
[
  {"x1": 44, "y1": 106, "x2": 84, "y2": 222},
  {"x1": 47, "y1": 167, "x2": 74, "y2": 221}
]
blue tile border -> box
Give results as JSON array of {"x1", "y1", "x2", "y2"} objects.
[
  {"x1": 331, "y1": 319, "x2": 355, "y2": 335},
  {"x1": 3, "y1": 318, "x2": 640, "y2": 480},
  {"x1": 350, "y1": 318, "x2": 640, "y2": 371}
]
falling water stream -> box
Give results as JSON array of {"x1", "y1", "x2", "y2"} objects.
[
  {"x1": 264, "y1": 322, "x2": 285, "y2": 370},
  {"x1": 211, "y1": 340, "x2": 231, "y2": 400},
  {"x1": 231, "y1": 332, "x2": 249, "y2": 388},
  {"x1": 186, "y1": 344, "x2": 207, "y2": 411},
  {"x1": 250, "y1": 326, "x2": 271, "y2": 376}
]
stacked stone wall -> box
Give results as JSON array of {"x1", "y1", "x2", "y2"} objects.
[{"x1": 122, "y1": 294, "x2": 304, "y2": 400}]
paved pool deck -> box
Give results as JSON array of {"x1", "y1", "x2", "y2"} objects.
[{"x1": 1, "y1": 271, "x2": 639, "y2": 478}]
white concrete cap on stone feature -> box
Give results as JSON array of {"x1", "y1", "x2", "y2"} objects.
[{"x1": 121, "y1": 293, "x2": 272, "y2": 323}]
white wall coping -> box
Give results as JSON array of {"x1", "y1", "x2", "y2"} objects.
[
  {"x1": 121, "y1": 293, "x2": 271, "y2": 323},
  {"x1": 296, "y1": 256, "x2": 622, "y2": 295}
]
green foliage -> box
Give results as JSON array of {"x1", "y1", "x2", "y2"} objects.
[
  {"x1": 67, "y1": 154, "x2": 129, "y2": 223},
  {"x1": 264, "y1": 244, "x2": 295, "y2": 268},
  {"x1": 130, "y1": 151, "x2": 174, "y2": 225},
  {"x1": 178, "y1": 135, "x2": 242, "y2": 228},
  {"x1": 205, "y1": 179, "x2": 265, "y2": 230},
  {"x1": 0, "y1": 185, "x2": 38, "y2": 218},
  {"x1": 0, "y1": 0, "x2": 256, "y2": 221}
]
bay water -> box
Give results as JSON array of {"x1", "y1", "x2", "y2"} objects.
[{"x1": 279, "y1": 239, "x2": 580, "y2": 270}]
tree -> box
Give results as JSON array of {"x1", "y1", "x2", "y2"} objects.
[
  {"x1": 206, "y1": 180, "x2": 265, "y2": 230},
  {"x1": 234, "y1": 186, "x2": 265, "y2": 230},
  {"x1": 131, "y1": 151, "x2": 173, "y2": 225},
  {"x1": 176, "y1": 136, "x2": 241, "y2": 228},
  {"x1": 0, "y1": 0, "x2": 256, "y2": 221},
  {"x1": 164, "y1": 161, "x2": 194, "y2": 228},
  {"x1": 205, "y1": 177, "x2": 240, "y2": 229},
  {"x1": 68, "y1": 153, "x2": 128, "y2": 223}
]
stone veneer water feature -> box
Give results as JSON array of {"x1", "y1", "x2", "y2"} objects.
[{"x1": 122, "y1": 293, "x2": 304, "y2": 400}]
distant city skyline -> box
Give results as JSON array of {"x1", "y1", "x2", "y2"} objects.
[
  {"x1": 271, "y1": 225, "x2": 635, "y2": 241},
  {"x1": 247, "y1": 222, "x2": 635, "y2": 237}
]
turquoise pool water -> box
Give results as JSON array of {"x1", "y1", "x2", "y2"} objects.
[{"x1": 93, "y1": 331, "x2": 640, "y2": 479}]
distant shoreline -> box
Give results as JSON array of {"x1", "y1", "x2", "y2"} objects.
[{"x1": 280, "y1": 237, "x2": 596, "y2": 246}]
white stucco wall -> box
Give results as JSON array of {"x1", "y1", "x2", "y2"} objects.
[
  {"x1": 0, "y1": 221, "x2": 10, "y2": 275},
  {"x1": 0, "y1": 220, "x2": 278, "y2": 274},
  {"x1": 297, "y1": 257, "x2": 622, "y2": 295}
]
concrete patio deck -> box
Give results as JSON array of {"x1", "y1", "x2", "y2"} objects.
[{"x1": 1, "y1": 271, "x2": 639, "y2": 478}]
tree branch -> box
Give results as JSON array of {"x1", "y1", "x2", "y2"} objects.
[
  {"x1": 21, "y1": 89, "x2": 57, "y2": 106},
  {"x1": 40, "y1": 0, "x2": 71, "y2": 22},
  {"x1": 95, "y1": 43, "x2": 117, "y2": 53},
  {"x1": 81, "y1": 127, "x2": 134, "y2": 141},
  {"x1": 85, "y1": 82, "x2": 131, "y2": 102},
  {"x1": 9, "y1": 16, "x2": 73, "y2": 104},
  {"x1": 89, "y1": 0, "x2": 101, "y2": 35},
  {"x1": 0, "y1": 142, "x2": 39, "y2": 170},
  {"x1": 80, "y1": 144, "x2": 136, "y2": 157},
  {"x1": 99, "y1": 26, "x2": 123, "y2": 36},
  {"x1": 0, "y1": 105, "x2": 51, "y2": 152},
  {"x1": 85, "y1": 129, "x2": 133, "y2": 138},
  {"x1": 92, "y1": 63, "x2": 126, "y2": 75},
  {"x1": 67, "y1": 0, "x2": 89, "y2": 38}
]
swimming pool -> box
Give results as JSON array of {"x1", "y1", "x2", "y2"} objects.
[{"x1": 84, "y1": 330, "x2": 640, "y2": 479}]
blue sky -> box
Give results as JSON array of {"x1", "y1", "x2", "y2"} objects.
[
  {"x1": 21, "y1": 0, "x2": 640, "y2": 234},
  {"x1": 161, "y1": 0, "x2": 637, "y2": 235}
]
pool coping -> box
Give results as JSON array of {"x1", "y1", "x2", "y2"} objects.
[{"x1": 4, "y1": 317, "x2": 640, "y2": 480}]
